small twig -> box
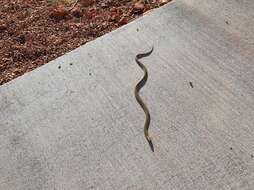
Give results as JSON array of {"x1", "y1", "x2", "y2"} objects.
[{"x1": 67, "y1": 0, "x2": 79, "y2": 11}]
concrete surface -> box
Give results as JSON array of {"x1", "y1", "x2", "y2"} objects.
[{"x1": 1, "y1": 0, "x2": 254, "y2": 189}]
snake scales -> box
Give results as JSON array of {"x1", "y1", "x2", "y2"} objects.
[{"x1": 134, "y1": 47, "x2": 154, "y2": 152}]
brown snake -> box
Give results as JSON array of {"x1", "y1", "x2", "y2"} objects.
[{"x1": 134, "y1": 47, "x2": 154, "y2": 152}]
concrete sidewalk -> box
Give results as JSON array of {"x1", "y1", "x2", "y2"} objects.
[{"x1": 1, "y1": 0, "x2": 254, "y2": 189}]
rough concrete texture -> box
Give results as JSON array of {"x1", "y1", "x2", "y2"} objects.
[{"x1": 1, "y1": 0, "x2": 254, "y2": 189}]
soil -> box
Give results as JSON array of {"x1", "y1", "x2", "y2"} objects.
[{"x1": 0, "y1": 0, "x2": 171, "y2": 85}]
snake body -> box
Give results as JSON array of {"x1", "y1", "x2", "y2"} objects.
[{"x1": 134, "y1": 47, "x2": 154, "y2": 152}]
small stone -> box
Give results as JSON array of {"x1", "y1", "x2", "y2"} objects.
[
  {"x1": 119, "y1": 17, "x2": 128, "y2": 26},
  {"x1": 0, "y1": 20, "x2": 7, "y2": 31},
  {"x1": 159, "y1": 0, "x2": 170, "y2": 5},
  {"x1": 133, "y1": 2, "x2": 145, "y2": 14},
  {"x1": 49, "y1": 6, "x2": 68, "y2": 19},
  {"x1": 100, "y1": 2, "x2": 107, "y2": 8}
]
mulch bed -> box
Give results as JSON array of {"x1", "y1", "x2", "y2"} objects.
[{"x1": 0, "y1": 0, "x2": 171, "y2": 85}]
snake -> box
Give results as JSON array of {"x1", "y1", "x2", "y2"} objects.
[{"x1": 134, "y1": 47, "x2": 154, "y2": 152}]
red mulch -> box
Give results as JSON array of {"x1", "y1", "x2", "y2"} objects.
[{"x1": 0, "y1": 0, "x2": 171, "y2": 85}]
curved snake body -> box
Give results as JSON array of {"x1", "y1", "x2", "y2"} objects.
[{"x1": 134, "y1": 47, "x2": 154, "y2": 152}]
